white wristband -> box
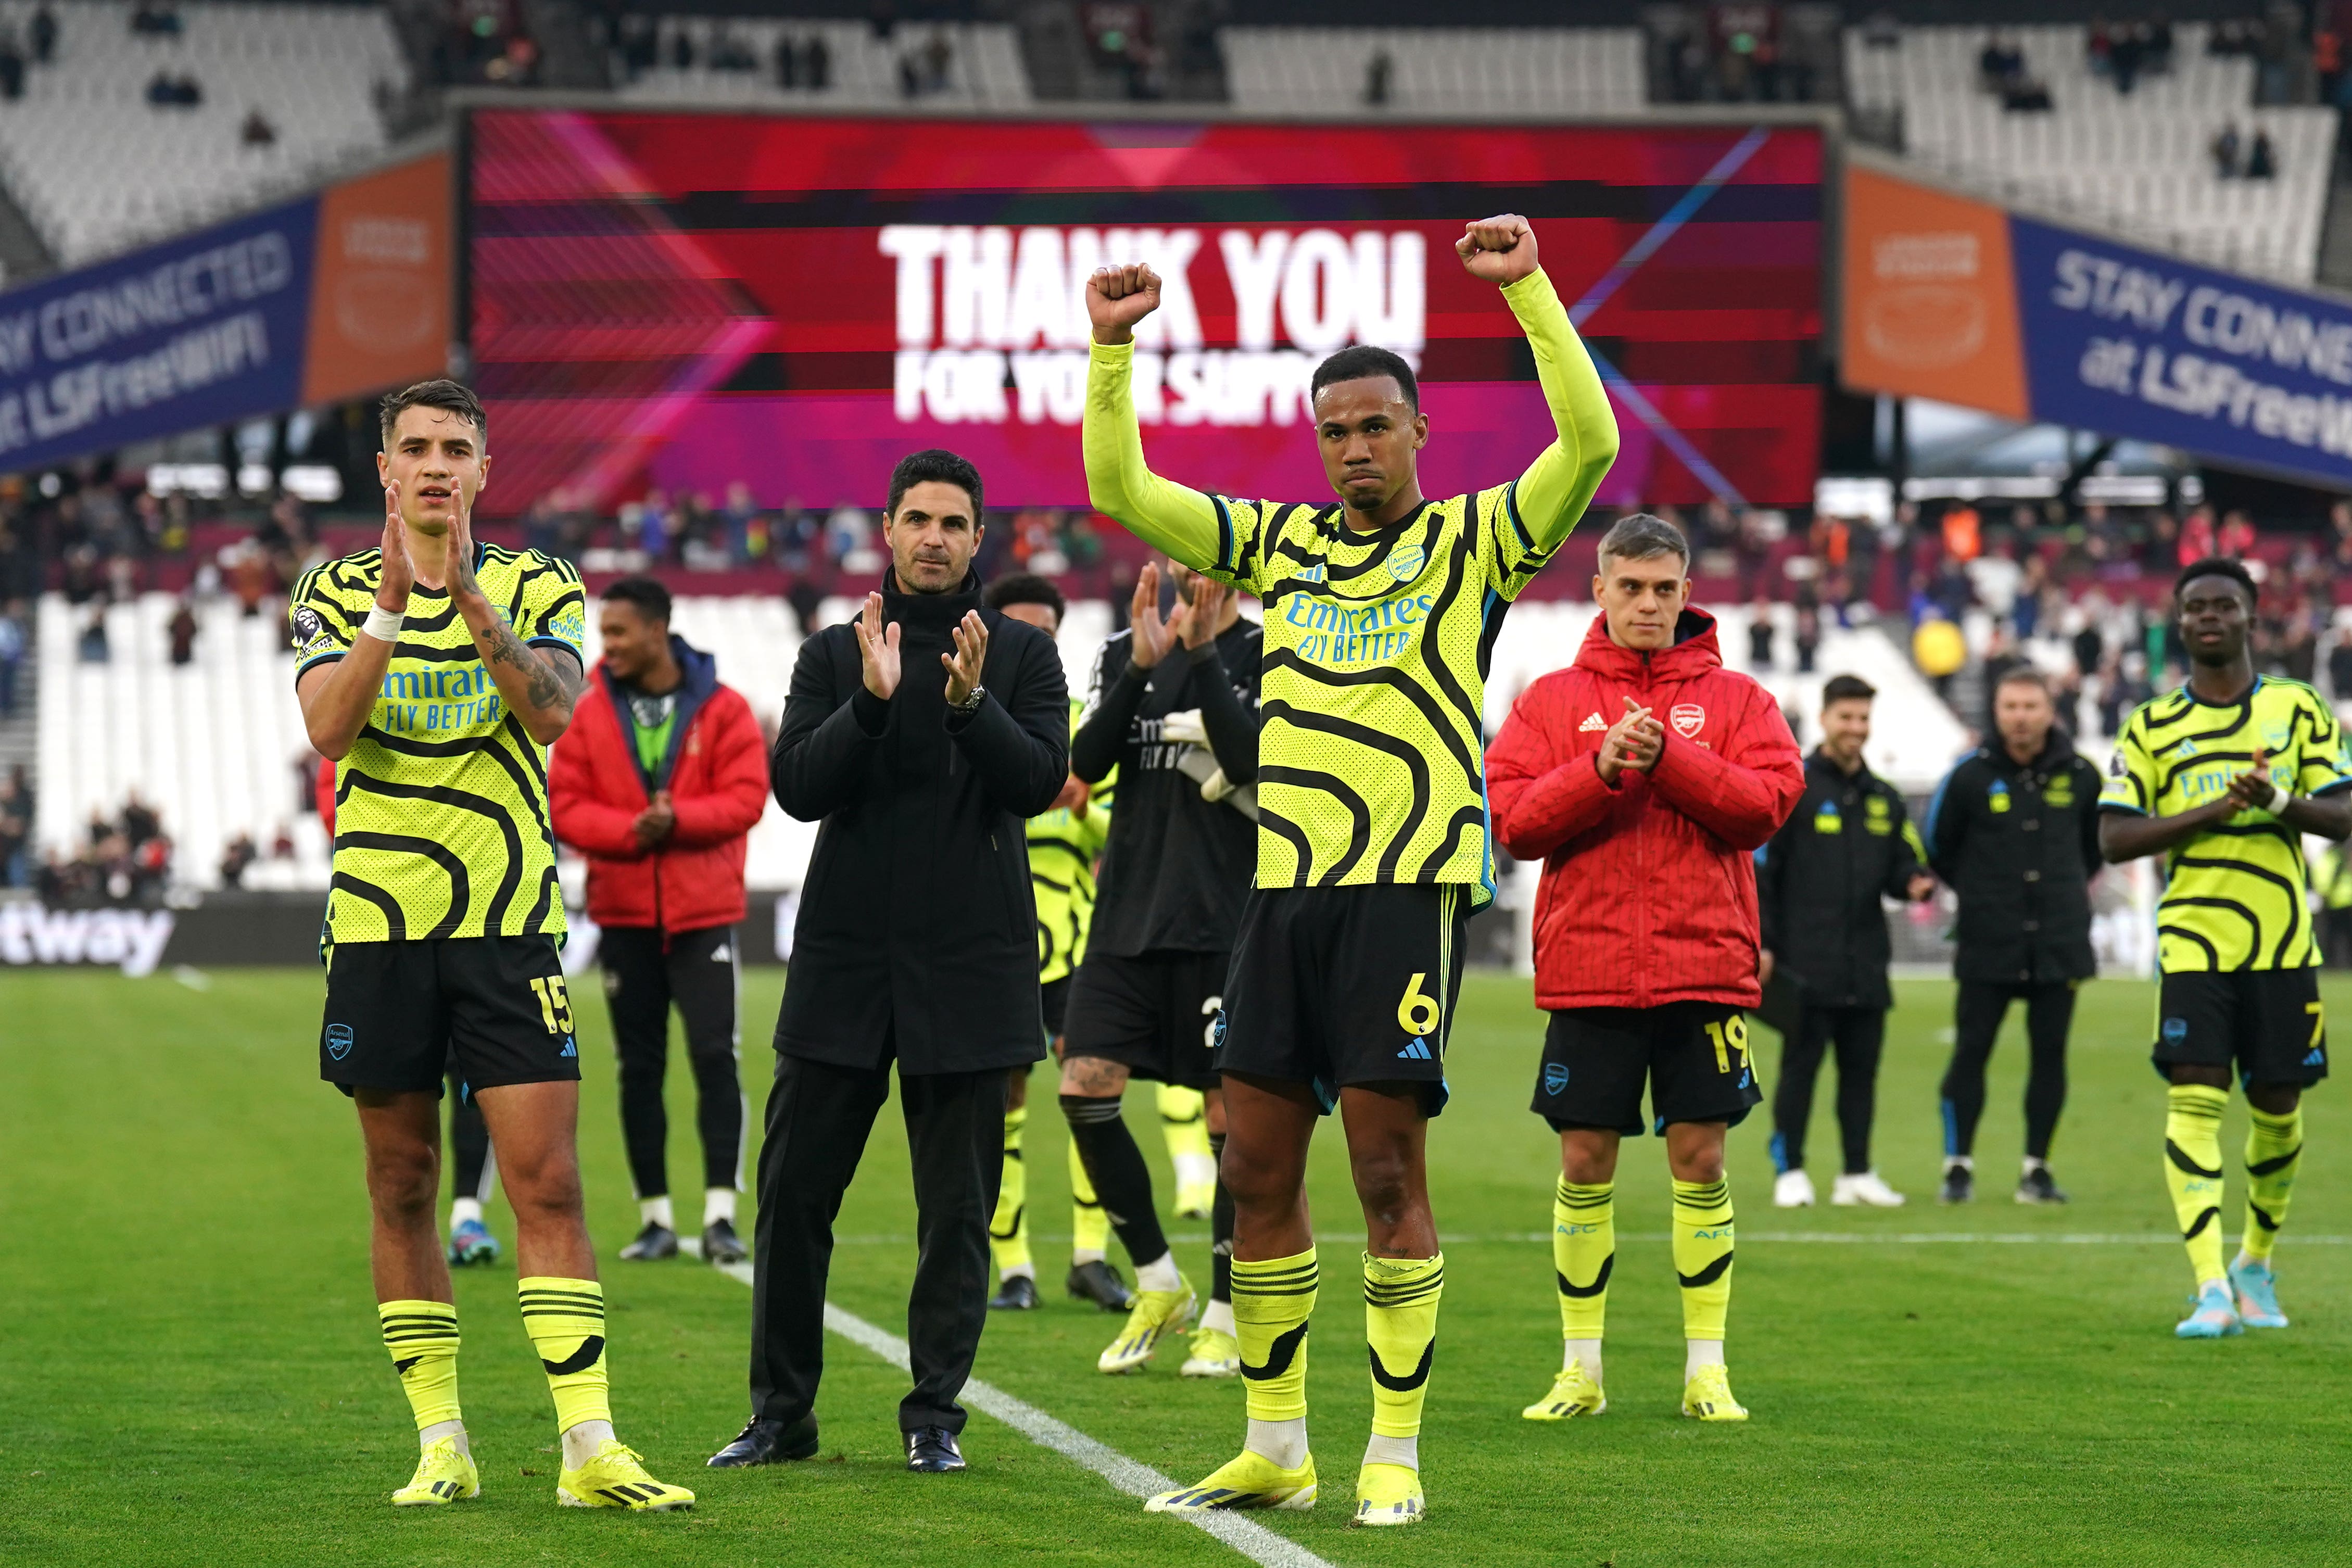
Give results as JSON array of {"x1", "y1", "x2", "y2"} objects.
[
  {"x1": 362, "y1": 606, "x2": 404, "y2": 643},
  {"x1": 2265, "y1": 782, "x2": 2292, "y2": 815}
]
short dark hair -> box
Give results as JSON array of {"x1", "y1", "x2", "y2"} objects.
[
  {"x1": 887, "y1": 448, "x2": 983, "y2": 519},
  {"x1": 1822, "y1": 674, "x2": 1877, "y2": 706},
  {"x1": 2173, "y1": 554, "x2": 2257, "y2": 610},
  {"x1": 1311, "y1": 345, "x2": 1419, "y2": 413},
  {"x1": 1597, "y1": 512, "x2": 1690, "y2": 569},
  {"x1": 983, "y1": 573, "x2": 1065, "y2": 622},
  {"x1": 602, "y1": 575, "x2": 672, "y2": 625},
  {"x1": 380, "y1": 378, "x2": 486, "y2": 449},
  {"x1": 1994, "y1": 665, "x2": 2052, "y2": 699}
]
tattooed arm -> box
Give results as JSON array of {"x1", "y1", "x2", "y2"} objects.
[{"x1": 447, "y1": 493, "x2": 584, "y2": 744}]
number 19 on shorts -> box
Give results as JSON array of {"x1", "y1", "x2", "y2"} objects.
[{"x1": 1704, "y1": 1015, "x2": 1750, "y2": 1074}]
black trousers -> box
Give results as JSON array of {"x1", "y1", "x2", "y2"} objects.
[
  {"x1": 601, "y1": 924, "x2": 744, "y2": 1201},
  {"x1": 1771, "y1": 1005, "x2": 1887, "y2": 1175},
  {"x1": 1942, "y1": 979, "x2": 2075, "y2": 1162},
  {"x1": 750, "y1": 1048, "x2": 1006, "y2": 1435},
  {"x1": 446, "y1": 1068, "x2": 492, "y2": 1204}
]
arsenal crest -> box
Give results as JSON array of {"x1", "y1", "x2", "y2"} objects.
[{"x1": 1671, "y1": 703, "x2": 1706, "y2": 738}]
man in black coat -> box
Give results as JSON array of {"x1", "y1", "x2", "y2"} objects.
[
  {"x1": 709, "y1": 449, "x2": 1069, "y2": 1476},
  {"x1": 1924, "y1": 667, "x2": 2103, "y2": 1206},
  {"x1": 1756, "y1": 675, "x2": 1935, "y2": 1209}
]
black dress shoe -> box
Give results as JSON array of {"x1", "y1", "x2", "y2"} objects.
[
  {"x1": 905, "y1": 1427, "x2": 965, "y2": 1473},
  {"x1": 1066, "y1": 1258, "x2": 1134, "y2": 1312},
  {"x1": 707, "y1": 1413, "x2": 820, "y2": 1467},
  {"x1": 989, "y1": 1274, "x2": 1039, "y2": 1310}
]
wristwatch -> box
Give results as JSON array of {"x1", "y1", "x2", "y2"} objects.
[{"x1": 951, "y1": 685, "x2": 986, "y2": 716}]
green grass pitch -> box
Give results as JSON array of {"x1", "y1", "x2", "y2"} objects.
[{"x1": 4, "y1": 967, "x2": 2350, "y2": 1566}]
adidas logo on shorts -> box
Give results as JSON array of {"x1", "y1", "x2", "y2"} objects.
[
  {"x1": 1578, "y1": 711, "x2": 1608, "y2": 733},
  {"x1": 1396, "y1": 1039, "x2": 1434, "y2": 1060}
]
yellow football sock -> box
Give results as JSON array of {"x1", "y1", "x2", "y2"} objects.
[
  {"x1": 1552, "y1": 1177, "x2": 1613, "y2": 1340},
  {"x1": 518, "y1": 1276, "x2": 610, "y2": 1433},
  {"x1": 1232, "y1": 1248, "x2": 1317, "y2": 1424},
  {"x1": 2242, "y1": 1105, "x2": 2302, "y2": 1264},
  {"x1": 379, "y1": 1299, "x2": 461, "y2": 1430},
  {"x1": 991, "y1": 1106, "x2": 1031, "y2": 1277},
  {"x1": 1157, "y1": 1083, "x2": 1210, "y2": 1164},
  {"x1": 2165, "y1": 1084, "x2": 2229, "y2": 1286},
  {"x1": 1364, "y1": 1252, "x2": 1443, "y2": 1440},
  {"x1": 1069, "y1": 1134, "x2": 1109, "y2": 1257},
  {"x1": 1671, "y1": 1178, "x2": 1735, "y2": 1342}
]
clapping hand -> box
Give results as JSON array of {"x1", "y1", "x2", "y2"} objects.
[
  {"x1": 377, "y1": 479, "x2": 414, "y2": 613},
  {"x1": 855, "y1": 591, "x2": 901, "y2": 700},
  {"x1": 1596, "y1": 697, "x2": 1664, "y2": 783},
  {"x1": 2222, "y1": 751, "x2": 2277, "y2": 814},
  {"x1": 1906, "y1": 872, "x2": 1938, "y2": 902},
  {"x1": 943, "y1": 610, "x2": 989, "y2": 707},
  {"x1": 633, "y1": 789, "x2": 676, "y2": 849},
  {"x1": 1129, "y1": 562, "x2": 1174, "y2": 669},
  {"x1": 1177, "y1": 574, "x2": 1230, "y2": 650}
]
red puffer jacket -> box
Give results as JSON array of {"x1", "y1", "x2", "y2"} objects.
[
  {"x1": 548, "y1": 639, "x2": 771, "y2": 933},
  {"x1": 1487, "y1": 608, "x2": 1803, "y2": 1011}
]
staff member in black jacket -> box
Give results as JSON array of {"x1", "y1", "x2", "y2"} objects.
[
  {"x1": 708, "y1": 450, "x2": 1069, "y2": 1476},
  {"x1": 1757, "y1": 675, "x2": 1935, "y2": 1209},
  {"x1": 1923, "y1": 667, "x2": 2103, "y2": 1206}
]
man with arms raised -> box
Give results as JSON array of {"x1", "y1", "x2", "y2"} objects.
[
  {"x1": 2099, "y1": 557, "x2": 2351, "y2": 1337},
  {"x1": 1488, "y1": 514, "x2": 1801, "y2": 1427},
  {"x1": 1083, "y1": 216, "x2": 1617, "y2": 1525},
  {"x1": 291, "y1": 379, "x2": 690, "y2": 1511}
]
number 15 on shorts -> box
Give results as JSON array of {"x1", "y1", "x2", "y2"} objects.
[{"x1": 530, "y1": 975, "x2": 575, "y2": 1034}]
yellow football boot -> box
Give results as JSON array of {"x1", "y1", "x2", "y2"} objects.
[
  {"x1": 1680, "y1": 1363, "x2": 1749, "y2": 1422},
  {"x1": 390, "y1": 1437, "x2": 479, "y2": 1507},
  {"x1": 1146, "y1": 1448, "x2": 1317, "y2": 1513},
  {"x1": 1352, "y1": 1462, "x2": 1424, "y2": 1526},
  {"x1": 555, "y1": 1439, "x2": 696, "y2": 1510},
  {"x1": 1098, "y1": 1278, "x2": 1195, "y2": 1373},
  {"x1": 1522, "y1": 1357, "x2": 1607, "y2": 1421}
]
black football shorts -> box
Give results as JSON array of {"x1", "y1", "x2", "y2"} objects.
[
  {"x1": 1062, "y1": 950, "x2": 1230, "y2": 1091},
  {"x1": 1534, "y1": 1001, "x2": 1762, "y2": 1135},
  {"x1": 321, "y1": 934, "x2": 583, "y2": 1096},
  {"x1": 1216, "y1": 884, "x2": 1469, "y2": 1117},
  {"x1": 2152, "y1": 968, "x2": 2329, "y2": 1088}
]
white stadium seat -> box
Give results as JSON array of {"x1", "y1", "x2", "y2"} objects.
[
  {"x1": 613, "y1": 18, "x2": 1031, "y2": 111},
  {"x1": 1847, "y1": 20, "x2": 2333, "y2": 284},
  {"x1": 0, "y1": 0, "x2": 407, "y2": 266},
  {"x1": 1219, "y1": 26, "x2": 1646, "y2": 118}
]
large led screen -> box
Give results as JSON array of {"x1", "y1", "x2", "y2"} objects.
[{"x1": 465, "y1": 110, "x2": 1822, "y2": 517}]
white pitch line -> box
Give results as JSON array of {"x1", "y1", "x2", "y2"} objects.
[{"x1": 690, "y1": 1244, "x2": 1336, "y2": 1568}]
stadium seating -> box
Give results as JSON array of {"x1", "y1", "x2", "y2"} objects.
[
  {"x1": 32, "y1": 588, "x2": 1968, "y2": 897},
  {"x1": 611, "y1": 17, "x2": 1031, "y2": 110},
  {"x1": 0, "y1": 0, "x2": 407, "y2": 265},
  {"x1": 1219, "y1": 26, "x2": 1645, "y2": 118},
  {"x1": 1845, "y1": 21, "x2": 2335, "y2": 283}
]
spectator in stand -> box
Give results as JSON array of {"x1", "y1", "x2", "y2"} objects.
[
  {"x1": 2211, "y1": 121, "x2": 2244, "y2": 178},
  {"x1": 1941, "y1": 503, "x2": 1982, "y2": 564},
  {"x1": 1978, "y1": 33, "x2": 2023, "y2": 90},
  {"x1": 2177, "y1": 507, "x2": 2217, "y2": 564},
  {"x1": 30, "y1": 2, "x2": 55, "y2": 64},
  {"x1": 2329, "y1": 624, "x2": 2352, "y2": 703},
  {"x1": 2013, "y1": 553, "x2": 2050, "y2": 641},
  {"x1": 241, "y1": 108, "x2": 277, "y2": 148},
  {"x1": 2277, "y1": 605, "x2": 2318, "y2": 684},
  {"x1": 0, "y1": 605, "x2": 21, "y2": 716},
  {"x1": 1748, "y1": 592, "x2": 1777, "y2": 672},
  {"x1": 805, "y1": 32, "x2": 831, "y2": 88},
  {"x1": 0, "y1": 25, "x2": 24, "y2": 102},
  {"x1": 219, "y1": 832, "x2": 259, "y2": 890},
  {"x1": 168, "y1": 598, "x2": 198, "y2": 666},
  {"x1": 1793, "y1": 599, "x2": 1821, "y2": 675},
  {"x1": 2247, "y1": 129, "x2": 2278, "y2": 180},
  {"x1": 2217, "y1": 509, "x2": 2257, "y2": 558},
  {"x1": 1364, "y1": 48, "x2": 1392, "y2": 106},
  {"x1": 0, "y1": 769, "x2": 27, "y2": 888}
]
